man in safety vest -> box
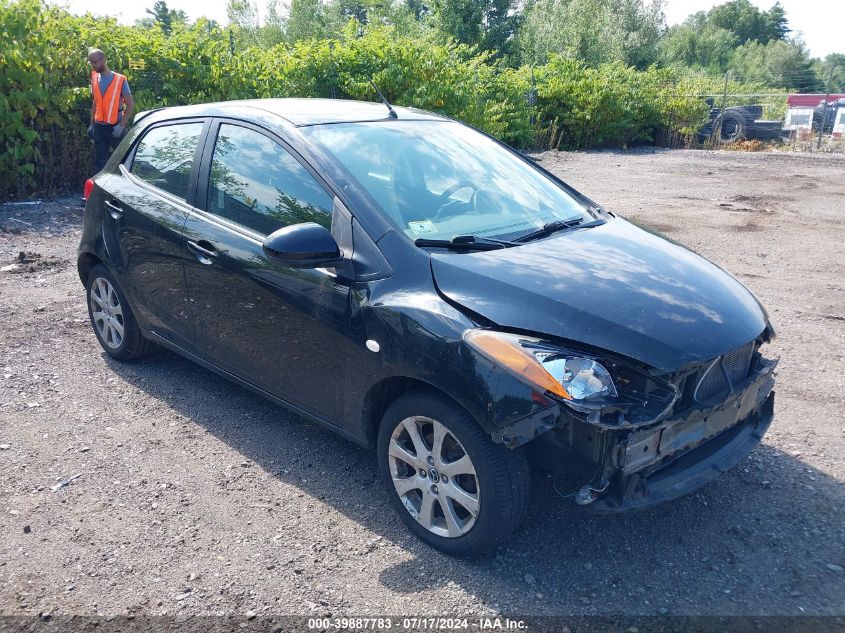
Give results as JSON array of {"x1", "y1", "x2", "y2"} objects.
[{"x1": 87, "y1": 48, "x2": 134, "y2": 173}]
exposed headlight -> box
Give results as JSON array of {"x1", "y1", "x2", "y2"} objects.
[
  {"x1": 463, "y1": 330, "x2": 617, "y2": 406},
  {"x1": 533, "y1": 353, "x2": 617, "y2": 401}
]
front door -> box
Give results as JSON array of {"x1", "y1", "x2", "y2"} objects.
[{"x1": 182, "y1": 121, "x2": 351, "y2": 423}]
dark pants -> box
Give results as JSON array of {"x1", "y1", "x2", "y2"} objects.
[{"x1": 92, "y1": 124, "x2": 123, "y2": 173}]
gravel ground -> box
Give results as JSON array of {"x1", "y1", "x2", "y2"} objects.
[{"x1": 1, "y1": 149, "x2": 844, "y2": 619}]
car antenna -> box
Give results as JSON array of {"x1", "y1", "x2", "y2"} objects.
[{"x1": 368, "y1": 78, "x2": 398, "y2": 119}]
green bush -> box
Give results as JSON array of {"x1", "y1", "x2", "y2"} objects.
[
  {"x1": 0, "y1": 0, "x2": 785, "y2": 200},
  {"x1": 532, "y1": 57, "x2": 665, "y2": 149}
]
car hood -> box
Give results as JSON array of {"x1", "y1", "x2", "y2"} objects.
[{"x1": 430, "y1": 218, "x2": 768, "y2": 372}]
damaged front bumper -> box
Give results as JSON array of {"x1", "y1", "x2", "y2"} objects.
[
  {"x1": 523, "y1": 355, "x2": 777, "y2": 512},
  {"x1": 592, "y1": 388, "x2": 774, "y2": 512}
]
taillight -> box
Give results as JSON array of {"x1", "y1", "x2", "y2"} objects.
[{"x1": 83, "y1": 178, "x2": 94, "y2": 200}]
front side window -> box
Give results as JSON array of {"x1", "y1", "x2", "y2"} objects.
[
  {"x1": 130, "y1": 123, "x2": 204, "y2": 201},
  {"x1": 206, "y1": 124, "x2": 333, "y2": 235}
]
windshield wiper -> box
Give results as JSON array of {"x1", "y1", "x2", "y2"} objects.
[
  {"x1": 514, "y1": 217, "x2": 603, "y2": 243},
  {"x1": 414, "y1": 234, "x2": 518, "y2": 251}
]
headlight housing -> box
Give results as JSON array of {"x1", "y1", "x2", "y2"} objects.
[
  {"x1": 464, "y1": 330, "x2": 617, "y2": 410},
  {"x1": 534, "y1": 353, "x2": 617, "y2": 402}
]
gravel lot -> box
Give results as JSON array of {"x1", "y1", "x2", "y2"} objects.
[{"x1": 1, "y1": 149, "x2": 844, "y2": 619}]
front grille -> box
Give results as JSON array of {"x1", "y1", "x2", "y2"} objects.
[
  {"x1": 694, "y1": 342, "x2": 755, "y2": 402},
  {"x1": 722, "y1": 343, "x2": 755, "y2": 383}
]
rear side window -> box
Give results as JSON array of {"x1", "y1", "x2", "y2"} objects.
[
  {"x1": 130, "y1": 123, "x2": 204, "y2": 201},
  {"x1": 206, "y1": 123, "x2": 333, "y2": 235}
]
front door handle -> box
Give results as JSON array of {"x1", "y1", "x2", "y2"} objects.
[
  {"x1": 186, "y1": 240, "x2": 219, "y2": 265},
  {"x1": 103, "y1": 199, "x2": 123, "y2": 220}
]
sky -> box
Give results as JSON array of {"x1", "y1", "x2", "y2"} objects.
[
  {"x1": 58, "y1": 0, "x2": 843, "y2": 58},
  {"x1": 662, "y1": 0, "x2": 842, "y2": 57}
]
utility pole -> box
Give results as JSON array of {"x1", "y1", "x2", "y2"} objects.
[
  {"x1": 329, "y1": 41, "x2": 337, "y2": 100},
  {"x1": 817, "y1": 67, "x2": 834, "y2": 151},
  {"x1": 717, "y1": 70, "x2": 730, "y2": 148},
  {"x1": 528, "y1": 66, "x2": 537, "y2": 127}
]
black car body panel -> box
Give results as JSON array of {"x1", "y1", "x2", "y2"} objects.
[
  {"x1": 78, "y1": 98, "x2": 777, "y2": 514},
  {"x1": 430, "y1": 217, "x2": 768, "y2": 372}
]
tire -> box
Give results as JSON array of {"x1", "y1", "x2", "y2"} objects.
[
  {"x1": 720, "y1": 114, "x2": 746, "y2": 142},
  {"x1": 85, "y1": 264, "x2": 153, "y2": 360},
  {"x1": 377, "y1": 389, "x2": 530, "y2": 556}
]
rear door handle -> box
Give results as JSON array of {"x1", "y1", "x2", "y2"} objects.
[
  {"x1": 186, "y1": 240, "x2": 219, "y2": 265},
  {"x1": 103, "y1": 199, "x2": 123, "y2": 219}
]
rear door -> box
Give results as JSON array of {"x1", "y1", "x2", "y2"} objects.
[
  {"x1": 98, "y1": 119, "x2": 209, "y2": 347},
  {"x1": 181, "y1": 119, "x2": 352, "y2": 423}
]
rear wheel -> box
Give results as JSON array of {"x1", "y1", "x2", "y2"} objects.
[
  {"x1": 377, "y1": 390, "x2": 530, "y2": 556},
  {"x1": 86, "y1": 264, "x2": 152, "y2": 360}
]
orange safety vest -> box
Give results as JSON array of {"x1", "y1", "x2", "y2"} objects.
[{"x1": 91, "y1": 71, "x2": 126, "y2": 125}]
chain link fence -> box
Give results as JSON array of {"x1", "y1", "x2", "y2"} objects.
[
  {"x1": 661, "y1": 94, "x2": 845, "y2": 154},
  {"x1": 656, "y1": 69, "x2": 845, "y2": 154}
]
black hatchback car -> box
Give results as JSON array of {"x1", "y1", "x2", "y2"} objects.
[{"x1": 79, "y1": 99, "x2": 777, "y2": 556}]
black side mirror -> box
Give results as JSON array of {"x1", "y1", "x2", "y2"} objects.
[{"x1": 262, "y1": 222, "x2": 342, "y2": 268}]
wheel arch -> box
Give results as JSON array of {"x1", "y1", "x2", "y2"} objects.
[
  {"x1": 361, "y1": 376, "x2": 478, "y2": 450},
  {"x1": 77, "y1": 252, "x2": 103, "y2": 285}
]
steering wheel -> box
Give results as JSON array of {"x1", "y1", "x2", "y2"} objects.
[{"x1": 434, "y1": 181, "x2": 478, "y2": 221}]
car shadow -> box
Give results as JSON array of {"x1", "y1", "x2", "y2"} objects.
[{"x1": 105, "y1": 349, "x2": 845, "y2": 616}]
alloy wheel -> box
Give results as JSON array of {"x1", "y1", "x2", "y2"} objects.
[
  {"x1": 90, "y1": 277, "x2": 125, "y2": 350},
  {"x1": 388, "y1": 416, "x2": 480, "y2": 538}
]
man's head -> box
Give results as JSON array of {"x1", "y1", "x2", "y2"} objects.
[{"x1": 87, "y1": 49, "x2": 108, "y2": 74}]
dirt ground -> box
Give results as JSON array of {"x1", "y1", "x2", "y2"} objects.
[{"x1": 1, "y1": 149, "x2": 844, "y2": 620}]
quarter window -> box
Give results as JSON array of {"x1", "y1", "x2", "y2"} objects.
[
  {"x1": 206, "y1": 124, "x2": 333, "y2": 235},
  {"x1": 130, "y1": 123, "x2": 204, "y2": 201}
]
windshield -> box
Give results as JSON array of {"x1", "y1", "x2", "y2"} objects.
[{"x1": 301, "y1": 121, "x2": 594, "y2": 242}]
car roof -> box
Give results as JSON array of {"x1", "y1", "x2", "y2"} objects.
[{"x1": 136, "y1": 98, "x2": 448, "y2": 127}]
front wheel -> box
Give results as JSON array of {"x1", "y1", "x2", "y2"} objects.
[{"x1": 377, "y1": 390, "x2": 530, "y2": 556}]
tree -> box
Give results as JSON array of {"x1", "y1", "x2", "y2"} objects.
[
  {"x1": 707, "y1": 0, "x2": 788, "y2": 45},
  {"x1": 322, "y1": 0, "x2": 422, "y2": 35},
  {"x1": 659, "y1": 0, "x2": 793, "y2": 72},
  {"x1": 480, "y1": 0, "x2": 520, "y2": 57},
  {"x1": 286, "y1": 0, "x2": 328, "y2": 42},
  {"x1": 430, "y1": 0, "x2": 484, "y2": 48},
  {"x1": 518, "y1": 0, "x2": 664, "y2": 68},
  {"x1": 226, "y1": 0, "x2": 260, "y2": 47},
  {"x1": 730, "y1": 38, "x2": 822, "y2": 91},
  {"x1": 813, "y1": 54, "x2": 845, "y2": 93},
  {"x1": 405, "y1": 0, "x2": 429, "y2": 20},
  {"x1": 427, "y1": 0, "x2": 520, "y2": 57},
  {"x1": 226, "y1": 0, "x2": 259, "y2": 31},
  {"x1": 258, "y1": 0, "x2": 286, "y2": 46},
  {"x1": 659, "y1": 24, "x2": 737, "y2": 72},
  {"x1": 145, "y1": 0, "x2": 187, "y2": 35}
]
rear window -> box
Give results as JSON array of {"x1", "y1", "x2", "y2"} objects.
[{"x1": 130, "y1": 123, "x2": 204, "y2": 201}]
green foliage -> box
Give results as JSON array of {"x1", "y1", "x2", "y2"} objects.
[
  {"x1": 518, "y1": 0, "x2": 664, "y2": 69},
  {"x1": 531, "y1": 57, "x2": 672, "y2": 149},
  {"x1": 659, "y1": 24, "x2": 736, "y2": 72},
  {"x1": 287, "y1": 0, "x2": 326, "y2": 42},
  {"x1": 730, "y1": 38, "x2": 823, "y2": 91},
  {"x1": 814, "y1": 54, "x2": 845, "y2": 93},
  {"x1": 660, "y1": 0, "x2": 796, "y2": 73},
  {"x1": 143, "y1": 1, "x2": 187, "y2": 35},
  {"x1": 428, "y1": 0, "x2": 520, "y2": 58},
  {"x1": 706, "y1": 0, "x2": 788, "y2": 45},
  {"x1": 2, "y1": 0, "x2": 839, "y2": 201},
  {"x1": 1, "y1": 0, "x2": 102, "y2": 197}
]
